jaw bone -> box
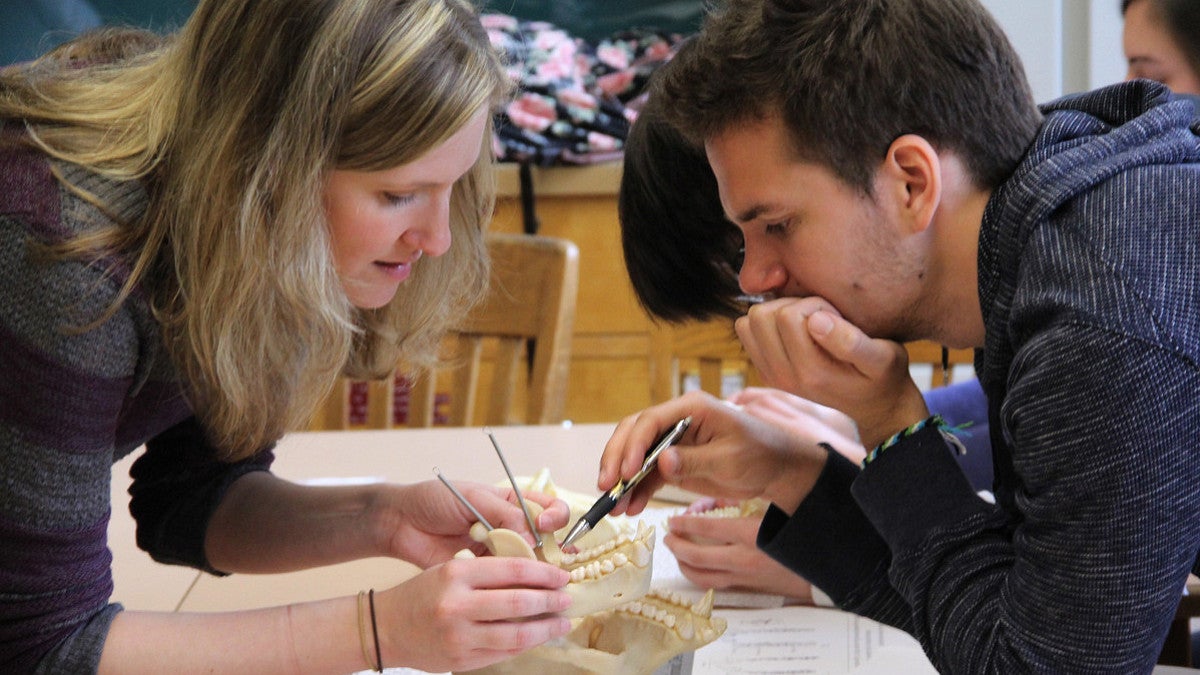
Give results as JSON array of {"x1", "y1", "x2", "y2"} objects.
[
  {"x1": 503, "y1": 468, "x2": 631, "y2": 550},
  {"x1": 675, "y1": 498, "x2": 769, "y2": 545},
  {"x1": 459, "y1": 518, "x2": 656, "y2": 618},
  {"x1": 455, "y1": 467, "x2": 726, "y2": 674},
  {"x1": 457, "y1": 589, "x2": 727, "y2": 675}
]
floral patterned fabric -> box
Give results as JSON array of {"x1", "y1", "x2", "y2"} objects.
[{"x1": 483, "y1": 13, "x2": 686, "y2": 165}]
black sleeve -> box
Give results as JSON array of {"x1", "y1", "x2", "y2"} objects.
[{"x1": 127, "y1": 416, "x2": 274, "y2": 575}]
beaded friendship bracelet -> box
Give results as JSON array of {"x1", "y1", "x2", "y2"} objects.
[{"x1": 861, "y1": 415, "x2": 967, "y2": 467}]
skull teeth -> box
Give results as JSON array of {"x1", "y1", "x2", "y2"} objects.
[
  {"x1": 562, "y1": 520, "x2": 655, "y2": 570},
  {"x1": 697, "y1": 505, "x2": 742, "y2": 518},
  {"x1": 614, "y1": 588, "x2": 721, "y2": 641},
  {"x1": 642, "y1": 589, "x2": 714, "y2": 618}
]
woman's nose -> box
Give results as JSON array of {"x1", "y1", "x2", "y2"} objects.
[{"x1": 403, "y1": 194, "x2": 452, "y2": 257}]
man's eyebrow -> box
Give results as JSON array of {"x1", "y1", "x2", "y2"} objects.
[{"x1": 731, "y1": 203, "x2": 776, "y2": 224}]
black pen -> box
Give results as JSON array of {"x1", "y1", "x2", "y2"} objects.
[{"x1": 560, "y1": 417, "x2": 692, "y2": 547}]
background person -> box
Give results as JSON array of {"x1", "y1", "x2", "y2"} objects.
[{"x1": 1123, "y1": 0, "x2": 1200, "y2": 95}]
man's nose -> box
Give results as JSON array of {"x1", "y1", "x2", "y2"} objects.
[{"x1": 738, "y1": 247, "x2": 786, "y2": 295}]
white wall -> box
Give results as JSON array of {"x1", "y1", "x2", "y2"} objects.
[{"x1": 979, "y1": 0, "x2": 1126, "y2": 103}]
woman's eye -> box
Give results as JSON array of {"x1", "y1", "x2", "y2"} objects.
[{"x1": 385, "y1": 192, "x2": 416, "y2": 206}]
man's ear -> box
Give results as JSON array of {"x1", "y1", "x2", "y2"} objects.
[{"x1": 879, "y1": 134, "x2": 940, "y2": 234}]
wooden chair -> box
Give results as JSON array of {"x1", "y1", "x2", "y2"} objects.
[
  {"x1": 649, "y1": 320, "x2": 758, "y2": 402},
  {"x1": 311, "y1": 232, "x2": 580, "y2": 429},
  {"x1": 904, "y1": 340, "x2": 975, "y2": 390}
]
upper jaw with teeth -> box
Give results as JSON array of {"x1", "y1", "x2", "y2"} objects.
[{"x1": 461, "y1": 518, "x2": 655, "y2": 618}]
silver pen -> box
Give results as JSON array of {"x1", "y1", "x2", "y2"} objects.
[{"x1": 560, "y1": 417, "x2": 692, "y2": 547}]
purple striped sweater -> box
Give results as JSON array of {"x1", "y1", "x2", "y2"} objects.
[{"x1": 0, "y1": 136, "x2": 274, "y2": 673}]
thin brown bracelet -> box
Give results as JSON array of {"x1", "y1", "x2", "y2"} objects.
[
  {"x1": 356, "y1": 591, "x2": 375, "y2": 672},
  {"x1": 368, "y1": 588, "x2": 383, "y2": 673}
]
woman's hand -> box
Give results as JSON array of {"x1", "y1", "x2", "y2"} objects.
[
  {"x1": 377, "y1": 556, "x2": 571, "y2": 672},
  {"x1": 666, "y1": 498, "x2": 814, "y2": 601},
  {"x1": 376, "y1": 480, "x2": 570, "y2": 567},
  {"x1": 599, "y1": 391, "x2": 828, "y2": 516}
]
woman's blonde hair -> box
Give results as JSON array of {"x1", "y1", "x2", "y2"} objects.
[{"x1": 0, "y1": 0, "x2": 509, "y2": 459}]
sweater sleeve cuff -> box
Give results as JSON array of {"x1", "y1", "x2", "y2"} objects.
[
  {"x1": 34, "y1": 602, "x2": 123, "y2": 673},
  {"x1": 851, "y1": 424, "x2": 991, "y2": 552},
  {"x1": 756, "y1": 447, "x2": 891, "y2": 603}
]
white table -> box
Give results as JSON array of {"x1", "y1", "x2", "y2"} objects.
[
  {"x1": 113, "y1": 424, "x2": 1193, "y2": 673},
  {"x1": 109, "y1": 422, "x2": 619, "y2": 612}
]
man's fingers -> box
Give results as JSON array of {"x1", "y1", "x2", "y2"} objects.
[{"x1": 806, "y1": 310, "x2": 903, "y2": 378}]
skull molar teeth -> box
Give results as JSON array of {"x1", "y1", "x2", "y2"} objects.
[
  {"x1": 561, "y1": 521, "x2": 655, "y2": 617},
  {"x1": 612, "y1": 589, "x2": 724, "y2": 644},
  {"x1": 455, "y1": 519, "x2": 657, "y2": 619}
]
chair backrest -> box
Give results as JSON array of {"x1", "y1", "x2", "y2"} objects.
[
  {"x1": 311, "y1": 232, "x2": 579, "y2": 429},
  {"x1": 904, "y1": 340, "x2": 975, "y2": 390},
  {"x1": 650, "y1": 320, "x2": 758, "y2": 402}
]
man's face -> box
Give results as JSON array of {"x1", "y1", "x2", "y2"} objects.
[{"x1": 705, "y1": 114, "x2": 929, "y2": 341}]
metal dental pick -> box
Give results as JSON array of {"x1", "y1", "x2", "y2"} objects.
[
  {"x1": 486, "y1": 429, "x2": 543, "y2": 549},
  {"x1": 433, "y1": 467, "x2": 493, "y2": 531}
]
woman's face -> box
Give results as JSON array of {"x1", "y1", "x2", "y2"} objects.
[
  {"x1": 323, "y1": 108, "x2": 488, "y2": 309},
  {"x1": 1123, "y1": 0, "x2": 1200, "y2": 94}
]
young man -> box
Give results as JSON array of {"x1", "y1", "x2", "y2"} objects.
[{"x1": 600, "y1": 0, "x2": 1200, "y2": 671}]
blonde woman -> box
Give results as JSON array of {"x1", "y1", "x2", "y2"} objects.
[{"x1": 0, "y1": 1, "x2": 575, "y2": 673}]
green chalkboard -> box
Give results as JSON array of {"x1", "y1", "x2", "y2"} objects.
[
  {"x1": 89, "y1": 0, "x2": 196, "y2": 31},
  {"x1": 0, "y1": 1, "x2": 196, "y2": 66},
  {"x1": 89, "y1": 1, "x2": 705, "y2": 42}
]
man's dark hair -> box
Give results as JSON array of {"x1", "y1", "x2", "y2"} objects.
[{"x1": 659, "y1": 0, "x2": 1043, "y2": 194}]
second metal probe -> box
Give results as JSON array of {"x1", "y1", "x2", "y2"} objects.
[{"x1": 487, "y1": 429, "x2": 543, "y2": 549}]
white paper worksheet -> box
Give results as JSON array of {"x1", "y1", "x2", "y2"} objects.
[{"x1": 691, "y1": 605, "x2": 937, "y2": 675}]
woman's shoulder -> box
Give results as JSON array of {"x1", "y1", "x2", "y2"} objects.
[
  {"x1": 1, "y1": 159, "x2": 152, "y2": 381},
  {"x1": 0, "y1": 129, "x2": 61, "y2": 237},
  {"x1": 0, "y1": 133, "x2": 148, "y2": 241}
]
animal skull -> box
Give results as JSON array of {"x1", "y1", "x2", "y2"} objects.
[{"x1": 453, "y1": 469, "x2": 727, "y2": 674}]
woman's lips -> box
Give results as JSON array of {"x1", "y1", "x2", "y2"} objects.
[
  {"x1": 373, "y1": 250, "x2": 421, "y2": 282},
  {"x1": 373, "y1": 260, "x2": 412, "y2": 282}
]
